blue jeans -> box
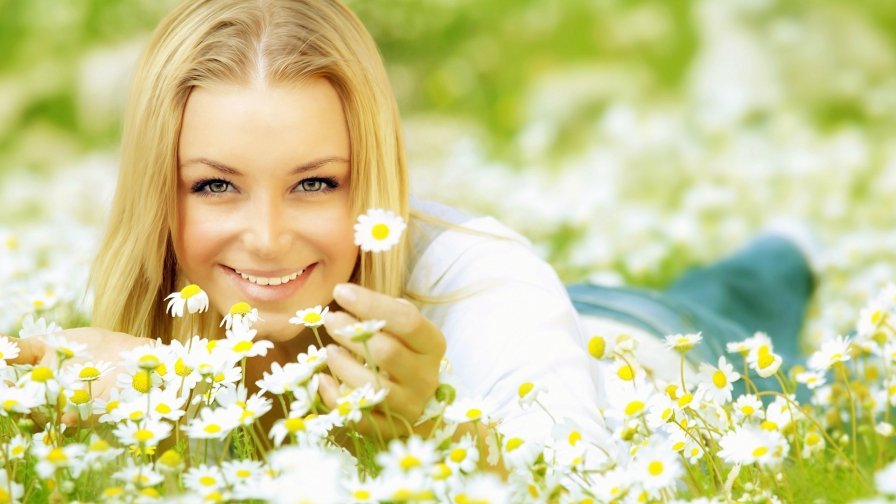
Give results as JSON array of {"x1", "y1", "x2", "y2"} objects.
[{"x1": 567, "y1": 236, "x2": 814, "y2": 369}]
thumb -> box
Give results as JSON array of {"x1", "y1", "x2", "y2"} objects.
[{"x1": 8, "y1": 338, "x2": 48, "y2": 366}]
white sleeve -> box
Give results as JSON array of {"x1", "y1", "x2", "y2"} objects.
[{"x1": 408, "y1": 218, "x2": 606, "y2": 442}]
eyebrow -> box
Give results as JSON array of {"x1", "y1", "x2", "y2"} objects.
[{"x1": 180, "y1": 156, "x2": 349, "y2": 175}]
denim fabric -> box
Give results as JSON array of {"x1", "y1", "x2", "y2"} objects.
[{"x1": 568, "y1": 235, "x2": 814, "y2": 368}]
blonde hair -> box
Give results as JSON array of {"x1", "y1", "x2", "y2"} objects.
[{"x1": 91, "y1": 0, "x2": 409, "y2": 342}]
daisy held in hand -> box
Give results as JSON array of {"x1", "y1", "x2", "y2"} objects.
[
  {"x1": 290, "y1": 305, "x2": 329, "y2": 349},
  {"x1": 354, "y1": 209, "x2": 406, "y2": 253}
]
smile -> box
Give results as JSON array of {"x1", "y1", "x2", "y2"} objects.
[{"x1": 233, "y1": 268, "x2": 306, "y2": 286}]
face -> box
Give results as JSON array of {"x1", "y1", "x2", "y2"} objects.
[{"x1": 175, "y1": 78, "x2": 358, "y2": 342}]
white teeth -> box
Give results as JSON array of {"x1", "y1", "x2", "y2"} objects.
[{"x1": 235, "y1": 268, "x2": 305, "y2": 286}]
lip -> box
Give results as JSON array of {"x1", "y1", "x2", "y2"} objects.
[{"x1": 221, "y1": 263, "x2": 317, "y2": 303}]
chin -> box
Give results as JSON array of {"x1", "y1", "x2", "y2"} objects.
[{"x1": 252, "y1": 318, "x2": 301, "y2": 344}]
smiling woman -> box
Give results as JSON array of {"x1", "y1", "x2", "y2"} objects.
[{"x1": 174, "y1": 80, "x2": 357, "y2": 345}]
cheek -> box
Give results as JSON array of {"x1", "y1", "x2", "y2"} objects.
[{"x1": 175, "y1": 202, "x2": 227, "y2": 278}]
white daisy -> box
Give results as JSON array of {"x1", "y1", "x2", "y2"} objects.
[
  {"x1": 113, "y1": 460, "x2": 164, "y2": 487},
  {"x1": 718, "y1": 425, "x2": 789, "y2": 467},
  {"x1": 697, "y1": 355, "x2": 740, "y2": 404},
  {"x1": 17, "y1": 315, "x2": 61, "y2": 339},
  {"x1": 795, "y1": 369, "x2": 827, "y2": 390},
  {"x1": 664, "y1": 332, "x2": 703, "y2": 352},
  {"x1": 65, "y1": 360, "x2": 114, "y2": 384},
  {"x1": 183, "y1": 406, "x2": 240, "y2": 440},
  {"x1": 444, "y1": 396, "x2": 494, "y2": 425},
  {"x1": 289, "y1": 305, "x2": 329, "y2": 328},
  {"x1": 113, "y1": 419, "x2": 173, "y2": 451},
  {"x1": 164, "y1": 284, "x2": 210, "y2": 317},
  {"x1": 354, "y1": 208, "x2": 406, "y2": 253},
  {"x1": 224, "y1": 323, "x2": 273, "y2": 359},
  {"x1": 444, "y1": 434, "x2": 479, "y2": 473},
  {"x1": 807, "y1": 335, "x2": 853, "y2": 371},
  {"x1": 44, "y1": 333, "x2": 90, "y2": 361},
  {"x1": 633, "y1": 443, "x2": 683, "y2": 495},
  {"x1": 221, "y1": 301, "x2": 261, "y2": 330},
  {"x1": 333, "y1": 319, "x2": 386, "y2": 343},
  {"x1": 732, "y1": 394, "x2": 765, "y2": 424},
  {"x1": 747, "y1": 341, "x2": 782, "y2": 378},
  {"x1": 0, "y1": 336, "x2": 20, "y2": 367},
  {"x1": 183, "y1": 464, "x2": 225, "y2": 494},
  {"x1": 376, "y1": 435, "x2": 439, "y2": 476}
]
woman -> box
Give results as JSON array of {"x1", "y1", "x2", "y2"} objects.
[{"x1": 12, "y1": 0, "x2": 606, "y2": 441}]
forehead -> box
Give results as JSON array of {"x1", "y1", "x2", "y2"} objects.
[{"x1": 178, "y1": 79, "x2": 350, "y2": 172}]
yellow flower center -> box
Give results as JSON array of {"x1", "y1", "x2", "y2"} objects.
[
  {"x1": 233, "y1": 341, "x2": 253, "y2": 353},
  {"x1": 10, "y1": 446, "x2": 24, "y2": 457},
  {"x1": 236, "y1": 469, "x2": 251, "y2": 478},
  {"x1": 518, "y1": 382, "x2": 534, "y2": 398},
  {"x1": 47, "y1": 447, "x2": 67, "y2": 464},
  {"x1": 158, "y1": 449, "x2": 182, "y2": 468},
  {"x1": 31, "y1": 366, "x2": 53, "y2": 382},
  {"x1": 129, "y1": 411, "x2": 144, "y2": 421},
  {"x1": 872, "y1": 310, "x2": 885, "y2": 325},
  {"x1": 752, "y1": 446, "x2": 769, "y2": 457},
  {"x1": 138, "y1": 355, "x2": 161, "y2": 370},
  {"x1": 132, "y1": 371, "x2": 152, "y2": 393},
  {"x1": 2, "y1": 400, "x2": 18, "y2": 411},
  {"x1": 140, "y1": 488, "x2": 160, "y2": 499},
  {"x1": 103, "y1": 487, "x2": 125, "y2": 498},
  {"x1": 449, "y1": 448, "x2": 467, "y2": 463},
  {"x1": 400, "y1": 455, "x2": 420, "y2": 471},
  {"x1": 105, "y1": 400, "x2": 120, "y2": 413},
  {"x1": 156, "y1": 404, "x2": 171, "y2": 415},
  {"x1": 672, "y1": 441, "x2": 685, "y2": 451},
  {"x1": 204, "y1": 424, "x2": 221, "y2": 434},
  {"x1": 647, "y1": 461, "x2": 663, "y2": 476},
  {"x1": 199, "y1": 475, "x2": 216, "y2": 486},
  {"x1": 617, "y1": 365, "x2": 635, "y2": 381},
  {"x1": 230, "y1": 301, "x2": 253, "y2": 315},
  {"x1": 506, "y1": 438, "x2": 524, "y2": 451},
  {"x1": 761, "y1": 420, "x2": 779, "y2": 431},
  {"x1": 465, "y1": 408, "x2": 482, "y2": 420},
  {"x1": 712, "y1": 370, "x2": 727, "y2": 388},
  {"x1": 134, "y1": 429, "x2": 155, "y2": 443},
  {"x1": 677, "y1": 394, "x2": 693, "y2": 408},
  {"x1": 181, "y1": 284, "x2": 202, "y2": 299},
  {"x1": 89, "y1": 440, "x2": 110, "y2": 452},
  {"x1": 304, "y1": 312, "x2": 322, "y2": 324},
  {"x1": 757, "y1": 346, "x2": 775, "y2": 369},
  {"x1": 806, "y1": 432, "x2": 821, "y2": 446},
  {"x1": 371, "y1": 223, "x2": 390, "y2": 240},
  {"x1": 568, "y1": 431, "x2": 582, "y2": 446},
  {"x1": 741, "y1": 405, "x2": 755, "y2": 416},
  {"x1": 78, "y1": 367, "x2": 101, "y2": 381},
  {"x1": 587, "y1": 336, "x2": 606, "y2": 359},
  {"x1": 70, "y1": 389, "x2": 90, "y2": 404},
  {"x1": 175, "y1": 358, "x2": 192, "y2": 377},
  {"x1": 624, "y1": 400, "x2": 645, "y2": 417},
  {"x1": 353, "y1": 490, "x2": 371, "y2": 500}
]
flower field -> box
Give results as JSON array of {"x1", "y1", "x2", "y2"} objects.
[{"x1": 3, "y1": 0, "x2": 896, "y2": 502}]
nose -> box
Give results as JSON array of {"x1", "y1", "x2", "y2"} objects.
[{"x1": 242, "y1": 194, "x2": 293, "y2": 259}]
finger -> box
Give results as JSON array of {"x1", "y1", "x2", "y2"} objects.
[
  {"x1": 324, "y1": 313, "x2": 423, "y2": 384},
  {"x1": 333, "y1": 283, "x2": 445, "y2": 355},
  {"x1": 326, "y1": 345, "x2": 390, "y2": 391},
  {"x1": 317, "y1": 373, "x2": 340, "y2": 411},
  {"x1": 8, "y1": 338, "x2": 48, "y2": 366}
]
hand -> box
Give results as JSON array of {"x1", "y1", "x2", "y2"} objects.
[
  {"x1": 8, "y1": 327, "x2": 150, "y2": 425},
  {"x1": 320, "y1": 283, "x2": 446, "y2": 438}
]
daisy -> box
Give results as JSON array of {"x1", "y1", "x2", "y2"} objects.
[
  {"x1": 224, "y1": 323, "x2": 273, "y2": 359},
  {"x1": 120, "y1": 339, "x2": 173, "y2": 373},
  {"x1": 17, "y1": 314, "x2": 61, "y2": 339},
  {"x1": 4, "y1": 434, "x2": 28, "y2": 460},
  {"x1": 221, "y1": 301, "x2": 261, "y2": 330},
  {"x1": 32, "y1": 442, "x2": 87, "y2": 479},
  {"x1": 66, "y1": 360, "x2": 114, "y2": 384},
  {"x1": 183, "y1": 464, "x2": 225, "y2": 495},
  {"x1": 376, "y1": 435, "x2": 439, "y2": 476},
  {"x1": 296, "y1": 345, "x2": 328, "y2": 372},
  {"x1": 354, "y1": 208, "x2": 406, "y2": 252},
  {"x1": 633, "y1": 444, "x2": 683, "y2": 495},
  {"x1": 44, "y1": 332, "x2": 90, "y2": 361},
  {"x1": 718, "y1": 425, "x2": 789, "y2": 467},
  {"x1": 664, "y1": 332, "x2": 703, "y2": 352},
  {"x1": 517, "y1": 381, "x2": 546, "y2": 409},
  {"x1": 113, "y1": 460, "x2": 164, "y2": 487},
  {"x1": 147, "y1": 387, "x2": 187, "y2": 422},
  {"x1": 697, "y1": 355, "x2": 740, "y2": 404},
  {"x1": 791, "y1": 372, "x2": 823, "y2": 394},
  {"x1": 215, "y1": 385, "x2": 272, "y2": 426},
  {"x1": 84, "y1": 434, "x2": 123, "y2": 468},
  {"x1": 164, "y1": 284, "x2": 210, "y2": 317},
  {"x1": 732, "y1": 394, "x2": 765, "y2": 424},
  {"x1": 801, "y1": 429, "x2": 825, "y2": 458},
  {"x1": 444, "y1": 396, "x2": 494, "y2": 425},
  {"x1": 501, "y1": 436, "x2": 542, "y2": 471},
  {"x1": 112, "y1": 419, "x2": 173, "y2": 450},
  {"x1": 183, "y1": 406, "x2": 240, "y2": 440},
  {"x1": 747, "y1": 341, "x2": 782, "y2": 378},
  {"x1": 450, "y1": 474, "x2": 509, "y2": 504},
  {"x1": 333, "y1": 319, "x2": 386, "y2": 343},
  {"x1": 0, "y1": 469, "x2": 24, "y2": 504},
  {"x1": 0, "y1": 336, "x2": 19, "y2": 367},
  {"x1": 444, "y1": 434, "x2": 479, "y2": 473},
  {"x1": 256, "y1": 361, "x2": 313, "y2": 395},
  {"x1": 807, "y1": 335, "x2": 853, "y2": 371},
  {"x1": 289, "y1": 305, "x2": 329, "y2": 328},
  {"x1": 727, "y1": 331, "x2": 772, "y2": 357}
]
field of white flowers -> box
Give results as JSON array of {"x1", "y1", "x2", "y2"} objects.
[{"x1": 2, "y1": 0, "x2": 896, "y2": 502}]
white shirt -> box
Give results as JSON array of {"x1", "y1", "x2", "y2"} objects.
[{"x1": 406, "y1": 199, "x2": 608, "y2": 440}]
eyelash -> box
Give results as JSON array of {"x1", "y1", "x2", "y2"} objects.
[{"x1": 190, "y1": 177, "x2": 340, "y2": 196}]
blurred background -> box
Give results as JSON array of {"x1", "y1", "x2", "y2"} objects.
[{"x1": 2, "y1": 0, "x2": 896, "y2": 345}]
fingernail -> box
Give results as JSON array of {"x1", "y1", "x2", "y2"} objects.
[{"x1": 334, "y1": 283, "x2": 356, "y2": 304}]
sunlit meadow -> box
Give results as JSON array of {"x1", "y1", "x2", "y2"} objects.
[{"x1": 2, "y1": 0, "x2": 896, "y2": 502}]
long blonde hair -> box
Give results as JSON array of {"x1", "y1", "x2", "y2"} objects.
[{"x1": 91, "y1": 0, "x2": 409, "y2": 342}]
